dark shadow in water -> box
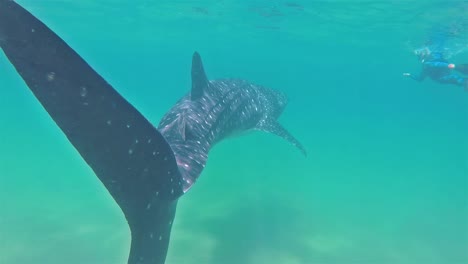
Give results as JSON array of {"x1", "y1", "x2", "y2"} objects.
[
  {"x1": 284, "y1": 2, "x2": 305, "y2": 11},
  {"x1": 194, "y1": 197, "x2": 319, "y2": 264},
  {"x1": 192, "y1": 7, "x2": 210, "y2": 15}
]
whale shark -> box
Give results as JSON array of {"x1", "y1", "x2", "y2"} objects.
[{"x1": 0, "y1": 1, "x2": 306, "y2": 263}]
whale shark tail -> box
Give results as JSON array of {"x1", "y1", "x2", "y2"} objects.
[{"x1": 0, "y1": 1, "x2": 181, "y2": 263}]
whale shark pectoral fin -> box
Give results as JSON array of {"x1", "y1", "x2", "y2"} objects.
[
  {"x1": 191, "y1": 51, "x2": 209, "y2": 100},
  {"x1": 257, "y1": 121, "x2": 307, "y2": 157},
  {"x1": 0, "y1": 1, "x2": 182, "y2": 263},
  {"x1": 177, "y1": 115, "x2": 187, "y2": 141},
  {"x1": 175, "y1": 114, "x2": 195, "y2": 142}
]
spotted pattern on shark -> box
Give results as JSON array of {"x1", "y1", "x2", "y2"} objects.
[{"x1": 159, "y1": 53, "x2": 306, "y2": 193}]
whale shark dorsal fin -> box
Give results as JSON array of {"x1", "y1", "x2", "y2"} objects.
[
  {"x1": 191, "y1": 51, "x2": 209, "y2": 100},
  {"x1": 257, "y1": 120, "x2": 307, "y2": 157}
]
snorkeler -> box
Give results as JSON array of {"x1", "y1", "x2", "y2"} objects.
[{"x1": 404, "y1": 47, "x2": 468, "y2": 91}]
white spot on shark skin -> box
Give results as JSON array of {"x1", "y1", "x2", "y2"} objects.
[
  {"x1": 159, "y1": 235, "x2": 163, "y2": 241},
  {"x1": 152, "y1": 151, "x2": 156, "y2": 155},
  {"x1": 171, "y1": 189, "x2": 174, "y2": 194},
  {"x1": 135, "y1": 139, "x2": 139, "y2": 144},
  {"x1": 80, "y1": 86, "x2": 88, "y2": 97},
  {"x1": 46, "y1": 72, "x2": 55, "y2": 81},
  {"x1": 147, "y1": 138, "x2": 152, "y2": 143},
  {"x1": 155, "y1": 75, "x2": 301, "y2": 194},
  {"x1": 150, "y1": 233, "x2": 154, "y2": 239},
  {"x1": 146, "y1": 203, "x2": 151, "y2": 210},
  {"x1": 156, "y1": 191, "x2": 159, "y2": 196},
  {"x1": 31, "y1": 28, "x2": 35, "y2": 32},
  {"x1": 128, "y1": 149, "x2": 133, "y2": 155},
  {"x1": 106, "y1": 120, "x2": 112, "y2": 125}
]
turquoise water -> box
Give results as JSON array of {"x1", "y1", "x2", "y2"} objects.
[{"x1": 0, "y1": 0, "x2": 467, "y2": 263}]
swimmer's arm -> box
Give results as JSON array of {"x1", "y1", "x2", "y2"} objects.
[{"x1": 403, "y1": 71, "x2": 426, "y2": 81}]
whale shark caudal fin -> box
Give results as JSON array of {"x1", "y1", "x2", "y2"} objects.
[
  {"x1": 257, "y1": 120, "x2": 307, "y2": 157},
  {"x1": 191, "y1": 51, "x2": 209, "y2": 100},
  {"x1": 0, "y1": 1, "x2": 182, "y2": 263}
]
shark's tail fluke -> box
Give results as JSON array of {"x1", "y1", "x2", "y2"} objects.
[{"x1": 0, "y1": 1, "x2": 182, "y2": 263}]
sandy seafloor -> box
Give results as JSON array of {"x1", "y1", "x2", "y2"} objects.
[{"x1": 0, "y1": 1, "x2": 467, "y2": 263}]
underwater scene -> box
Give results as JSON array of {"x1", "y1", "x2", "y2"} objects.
[{"x1": 0, "y1": 0, "x2": 467, "y2": 263}]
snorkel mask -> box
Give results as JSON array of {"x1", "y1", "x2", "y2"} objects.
[{"x1": 414, "y1": 47, "x2": 431, "y2": 62}]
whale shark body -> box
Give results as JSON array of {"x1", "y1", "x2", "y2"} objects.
[
  {"x1": 160, "y1": 54, "x2": 307, "y2": 194},
  {"x1": 0, "y1": 1, "x2": 306, "y2": 263}
]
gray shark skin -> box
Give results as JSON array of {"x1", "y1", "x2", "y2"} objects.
[
  {"x1": 0, "y1": 1, "x2": 306, "y2": 264},
  {"x1": 160, "y1": 52, "x2": 307, "y2": 193}
]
